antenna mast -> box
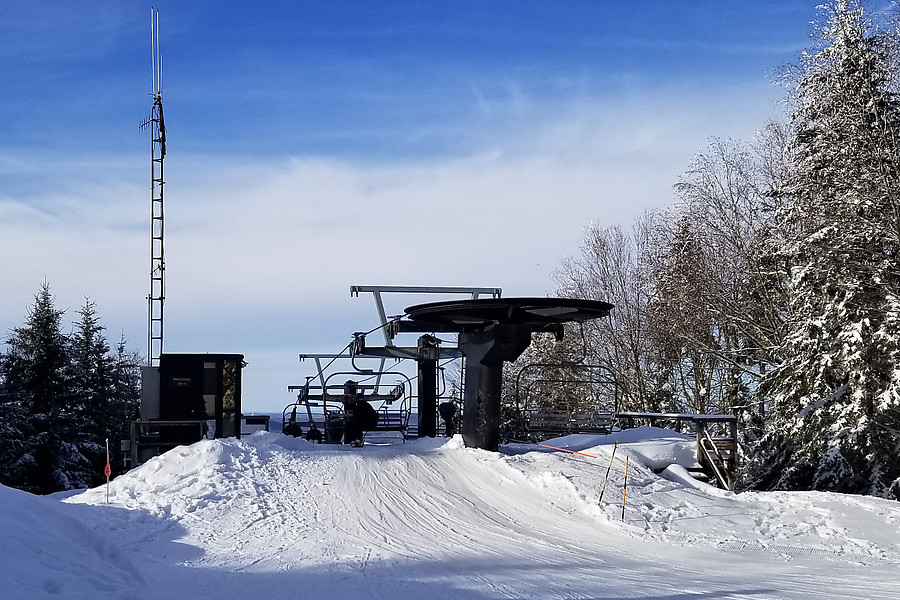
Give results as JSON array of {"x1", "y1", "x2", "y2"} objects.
[{"x1": 141, "y1": 8, "x2": 166, "y2": 366}]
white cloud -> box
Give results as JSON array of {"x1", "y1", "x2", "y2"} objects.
[{"x1": 0, "y1": 85, "x2": 785, "y2": 410}]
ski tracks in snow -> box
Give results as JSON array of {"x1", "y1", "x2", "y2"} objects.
[
  {"x1": 503, "y1": 439, "x2": 900, "y2": 566},
  {"x1": 65, "y1": 433, "x2": 900, "y2": 600}
]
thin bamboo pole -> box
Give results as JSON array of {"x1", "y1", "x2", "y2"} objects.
[{"x1": 598, "y1": 440, "x2": 618, "y2": 505}]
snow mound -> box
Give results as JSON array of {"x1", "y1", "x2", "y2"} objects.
[
  {"x1": 1, "y1": 428, "x2": 898, "y2": 599},
  {"x1": 0, "y1": 484, "x2": 145, "y2": 599}
]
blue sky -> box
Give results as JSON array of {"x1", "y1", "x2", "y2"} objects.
[
  {"x1": 2, "y1": 1, "x2": 819, "y2": 411},
  {"x1": 4, "y1": 1, "x2": 809, "y2": 160}
]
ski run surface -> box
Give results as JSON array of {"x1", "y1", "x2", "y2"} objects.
[{"x1": 2, "y1": 427, "x2": 898, "y2": 599}]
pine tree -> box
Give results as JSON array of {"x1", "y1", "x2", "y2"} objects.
[
  {"x1": 63, "y1": 299, "x2": 118, "y2": 483},
  {"x1": 69, "y1": 299, "x2": 115, "y2": 435},
  {"x1": 0, "y1": 286, "x2": 142, "y2": 493},
  {"x1": 0, "y1": 399, "x2": 31, "y2": 490},
  {"x1": 750, "y1": 0, "x2": 900, "y2": 497},
  {"x1": 0, "y1": 283, "x2": 92, "y2": 493},
  {"x1": 647, "y1": 215, "x2": 722, "y2": 414},
  {"x1": 2, "y1": 282, "x2": 69, "y2": 417},
  {"x1": 107, "y1": 335, "x2": 142, "y2": 472}
]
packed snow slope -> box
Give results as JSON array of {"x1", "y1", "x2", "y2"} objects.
[{"x1": 2, "y1": 428, "x2": 899, "y2": 599}]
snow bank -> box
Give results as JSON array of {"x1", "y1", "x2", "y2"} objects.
[
  {"x1": 1, "y1": 428, "x2": 898, "y2": 600},
  {"x1": 0, "y1": 484, "x2": 145, "y2": 599},
  {"x1": 530, "y1": 426, "x2": 701, "y2": 469}
]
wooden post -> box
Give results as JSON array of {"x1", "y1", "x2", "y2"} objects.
[{"x1": 695, "y1": 419, "x2": 706, "y2": 466}]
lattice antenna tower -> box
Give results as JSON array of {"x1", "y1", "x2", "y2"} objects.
[{"x1": 140, "y1": 8, "x2": 166, "y2": 366}]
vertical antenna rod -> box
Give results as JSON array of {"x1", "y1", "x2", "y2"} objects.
[{"x1": 142, "y1": 7, "x2": 166, "y2": 366}]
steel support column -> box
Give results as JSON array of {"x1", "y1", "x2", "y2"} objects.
[{"x1": 459, "y1": 324, "x2": 531, "y2": 451}]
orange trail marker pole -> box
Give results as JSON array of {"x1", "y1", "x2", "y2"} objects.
[
  {"x1": 598, "y1": 440, "x2": 618, "y2": 505},
  {"x1": 621, "y1": 456, "x2": 630, "y2": 521},
  {"x1": 537, "y1": 443, "x2": 596, "y2": 458}
]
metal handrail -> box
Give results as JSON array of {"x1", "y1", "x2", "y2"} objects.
[{"x1": 699, "y1": 428, "x2": 732, "y2": 490}]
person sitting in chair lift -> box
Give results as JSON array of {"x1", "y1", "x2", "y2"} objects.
[
  {"x1": 283, "y1": 408, "x2": 303, "y2": 438},
  {"x1": 342, "y1": 380, "x2": 380, "y2": 447}
]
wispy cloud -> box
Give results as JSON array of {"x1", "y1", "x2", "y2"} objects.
[
  {"x1": 0, "y1": 1, "x2": 138, "y2": 64},
  {"x1": 0, "y1": 1, "x2": 810, "y2": 408}
]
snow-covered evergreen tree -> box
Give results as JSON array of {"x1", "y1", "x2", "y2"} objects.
[
  {"x1": 69, "y1": 300, "x2": 115, "y2": 434},
  {"x1": 647, "y1": 214, "x2": 722, "y2": 414},
  {"x1": 0, "y1": 283, "x2": 91, "y2": 493},
  {"x1": 0, "y1": 285, "x2": 142, "y2": 493},
  {"x1": 0, "y1": 399, "x2": 30, "y2": 490},
  {"x1": 749, "y1": 0, "x2": 900, "y2": 497},
  {"x1": 106, "y1": 335, "x2": 142, "y2": 471},
  {"x1": 1, "y1": 282, "x2": 69, "y2": 417}
]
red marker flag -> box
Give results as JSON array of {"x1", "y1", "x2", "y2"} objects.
[{"x1": 104, "y1": 438, "x2": 111, "y2": 478}]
